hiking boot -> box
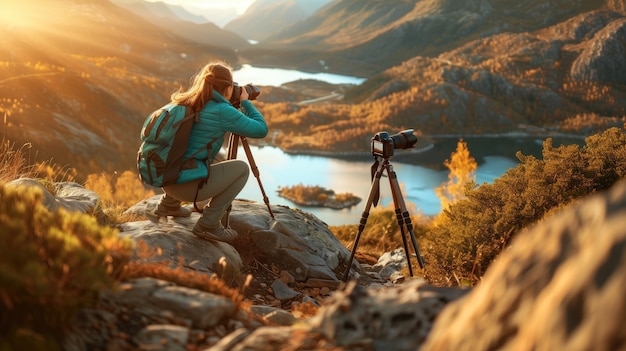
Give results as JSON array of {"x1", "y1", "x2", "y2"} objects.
[
  {"x1": 192, "y1": 223, "x2": 238, "y2": 243},
  {"x1": 154, "y1": 204, "x2": 192, "y2": 217}
]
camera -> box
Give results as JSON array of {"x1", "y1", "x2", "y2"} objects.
[
  {"x1": 230, "y1": 82, "x2": 260, "y2": 108},
  {"x1": 371, "y1": 129, "x2": 417, "y2": 158}
]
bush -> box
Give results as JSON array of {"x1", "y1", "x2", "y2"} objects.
[
  {"x1": 422, "y1": 125, "x2": 626, "y2": 286},
  {"x1": 0, "y1": 182, "x2": 134, "y2": 350}
]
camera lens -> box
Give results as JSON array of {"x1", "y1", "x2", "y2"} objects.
[
  {"x1": 390, "y1": 129, "x2": 417, "y2": 149},
  {"x1": 244, "y1": 84, "x2": 261, "y2": 100}
]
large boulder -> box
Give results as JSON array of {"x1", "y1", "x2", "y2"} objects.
[
  {"x1": 422, "y1": 179, "x2": 626, "y2": 350},
  {"x1": 122, "y1": 196, "x2": 357, "y2": 285}
]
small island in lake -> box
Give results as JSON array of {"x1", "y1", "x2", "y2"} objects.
[{"x1": 277, "y1": 184, "x2": 361, "y2": 209}]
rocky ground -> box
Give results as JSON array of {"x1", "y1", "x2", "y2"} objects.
[{"x1": 6, "y1": 177, "x2": 626, "y2": 350}]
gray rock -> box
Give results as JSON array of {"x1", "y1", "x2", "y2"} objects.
[
  {"x1": 249, "y1": 305, "x2": 298, "y2": 326},
  {"x1": 373, "y1": 247, "x2": 408, "y2": 279},
  {"x1": 270, "y1": 279, "x2": 300, "y2": 301},
  {"x1": 422, "y1": 179, "x2": 626, "y2": 351},
  {"x1": 134, "y1": 324, "x2": 189, "y2": 351},
  {"x1": 205, "y1": 328, "x2": 250, "y2": 351},
  {"x1": 124, "y1": 196, "x2": 356, "y2": 284},
  {"x1": 150, "y1": 285, "x2": 235, "y2": 329},
  {"x1": 6, "y1": 179, "x2": 99, "y2": 214},
  {"x1": 306, "y1": 278, "x2": 469, "y2": 349},
  {"x1": 230, "y1": 326, "x2": 296, "y2": 351},
  {"x1": 119, "y1": 217, "x2": 244, "y2": 281}
]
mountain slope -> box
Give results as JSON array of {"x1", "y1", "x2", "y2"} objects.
[
  {"x1": 224, "y1": 0, "x2": 335, "y2": 41},
  {"x1": 112, "y1": 0, "x2": 208, "y2": 23},
  {"x1": 247, "y1": 0, "x2": 621, "y2": 76},
  {"x1": 113, "y1": 0, "x2": 251, "y2": 49},
  {"x1": 256, "y1": 7, "x2": 626, "y2": 155},
  {"x1": 0, "y1": 0, "x2": 237, "y2": 177}
]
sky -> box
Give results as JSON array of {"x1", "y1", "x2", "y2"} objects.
[{"x1": 145, "y1": 0, "x2": 256, "y2": 15}]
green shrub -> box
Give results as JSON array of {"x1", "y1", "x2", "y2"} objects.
[
  {"x1": 422, "y1": 125, "x2": 626, "y2": 286},
  {"x1": 0, "y1": 182, "x2": 134, "y2": 351}
]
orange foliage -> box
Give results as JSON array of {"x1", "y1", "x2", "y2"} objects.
[
  {"x1": 435, "y1": 139, "x2": 477, "y2": 211},
  {"x1": 85, "y1": 170, "x2": 155, "y2": 208}
]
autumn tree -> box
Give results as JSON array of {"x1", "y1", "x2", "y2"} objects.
[{"x1": 435, "y1": 139, "x2": 478, "y2": 211}]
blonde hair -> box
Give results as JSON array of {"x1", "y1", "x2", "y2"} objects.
[{"x1": 171, "y1": 62, "x2": 233, "y2": 111}]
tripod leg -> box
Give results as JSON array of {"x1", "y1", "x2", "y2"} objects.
[
  {"x1": 387, "y1": 165, "x2": 415, "y2": 276},
  {"x1": 240, "y1": 136, "x2": 275, "y2": 220},
  {"x1": 397, "y1": 208, "x2": 415, "y2": 276},
  {"x1": 343, "y1": 159, "x2": 386, "y2": 282},
  {"x1": 222, "y1": 134, "x2": 240, "y2": 227},
  {"x1": 388, "y1": 165, "x2": 426, "y2": 270},
  {"x1": 227, "y1": 133, "x2": 239, "y2": 160}
]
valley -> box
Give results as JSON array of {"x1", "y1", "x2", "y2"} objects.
[{"x1": 1, "y1": 0, "x2": 625, "y2": 182}]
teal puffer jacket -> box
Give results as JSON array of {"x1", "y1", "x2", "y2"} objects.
[{"x1": 177, "y1": 92, "x2": 268, "y2": 184}]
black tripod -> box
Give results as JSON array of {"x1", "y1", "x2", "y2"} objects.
[
  {"x1": 342, "y1": 156, "x2": 425, "y2": 282},
  {"x1": 221, "y1": 133, "x2": 275, "y2": 227}
]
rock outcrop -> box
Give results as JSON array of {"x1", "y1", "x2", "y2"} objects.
[
  {"x1": 122, "y1": 195, "x2": 358, "y2": 285},
  {"x1": 570, "y1": 17, "x2": 626, "y2": 84}
]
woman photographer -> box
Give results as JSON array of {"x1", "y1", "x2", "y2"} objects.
[{"x1": 154, "y1": 62, "x2": 267, "y2": 242}]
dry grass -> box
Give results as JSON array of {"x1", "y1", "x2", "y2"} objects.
[
  {"x1": 0, "y1": 139, "x2": 30, "y2": 183},
  {"x1": 0, "y1": 138, "x2": 77, "y2": 184},
  {"x1": 121, "y1": 242, "x2": 257, "y2": 317},
  {"x1": 331, "y1": 207, "x2": 432, "y2": 262}
]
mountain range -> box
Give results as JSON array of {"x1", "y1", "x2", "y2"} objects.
[{"x1": 1, "y1": 0, "x2": 625, "y2": 180}]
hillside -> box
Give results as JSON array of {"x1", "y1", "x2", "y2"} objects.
[
  {"x1": 224, "y1": 0, "x2": 335, "y2": 42},
  {"x1": 113, "y1": 0, "x2": 251, "y2": 49},
  {"x1": 246, "y1": 0, "x2": 621, "y2": 76},
  {"x1": 352, "y1": 8, "x2": 626, "y2": 127},
  {"x1": 112, "y1": 0, "x2": 208, "y2": 23},
  {"x1": 255, "y1": 5, "x2": 626, "y2": 154},
  {"x1": 0, "y1": 0, "x2": 237, "y2": 178}
]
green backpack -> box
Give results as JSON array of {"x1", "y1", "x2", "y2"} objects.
[{"x1": 137, "y1": 104, "x2": 201, "y2": 187}]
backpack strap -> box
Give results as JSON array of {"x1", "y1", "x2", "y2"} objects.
[{"x1": 189, "y1": 136, "x2": 219, "y2": 214}]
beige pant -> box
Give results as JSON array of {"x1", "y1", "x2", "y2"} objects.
[{"x1": 160, "y1": 159, "x2": 249, "y2": 228}]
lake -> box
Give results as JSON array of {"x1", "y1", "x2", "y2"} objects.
[
  {"x1": 233, "y1": 64, "x2": 366, "y2": 86},
  {"x1": 234, "y1": 136, "x2": 583, "y2": 226}
]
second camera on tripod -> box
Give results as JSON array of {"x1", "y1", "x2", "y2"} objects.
[{"x1": 371, "y1": 129, "x2": 418, "y2": 158}]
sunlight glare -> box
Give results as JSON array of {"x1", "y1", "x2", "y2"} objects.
[
  {"x1": 0, "y1": 3, "x2": 46, "y2": 29},
  {"x1": 143, "y1": 0, "x2": 255, "y2": 15}
]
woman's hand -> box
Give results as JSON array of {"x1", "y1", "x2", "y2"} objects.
[{"x1": 240, "y1": 86, "x2": 249, "y2": 101}]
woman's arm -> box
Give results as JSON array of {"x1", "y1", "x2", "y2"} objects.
[{"x1": 220, "y1": 101, "x2": 268, "y2": 138}]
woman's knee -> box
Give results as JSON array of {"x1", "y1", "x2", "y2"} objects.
[{"x1": 230, "y1": 160, "x2": 249, "y2": 180}]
